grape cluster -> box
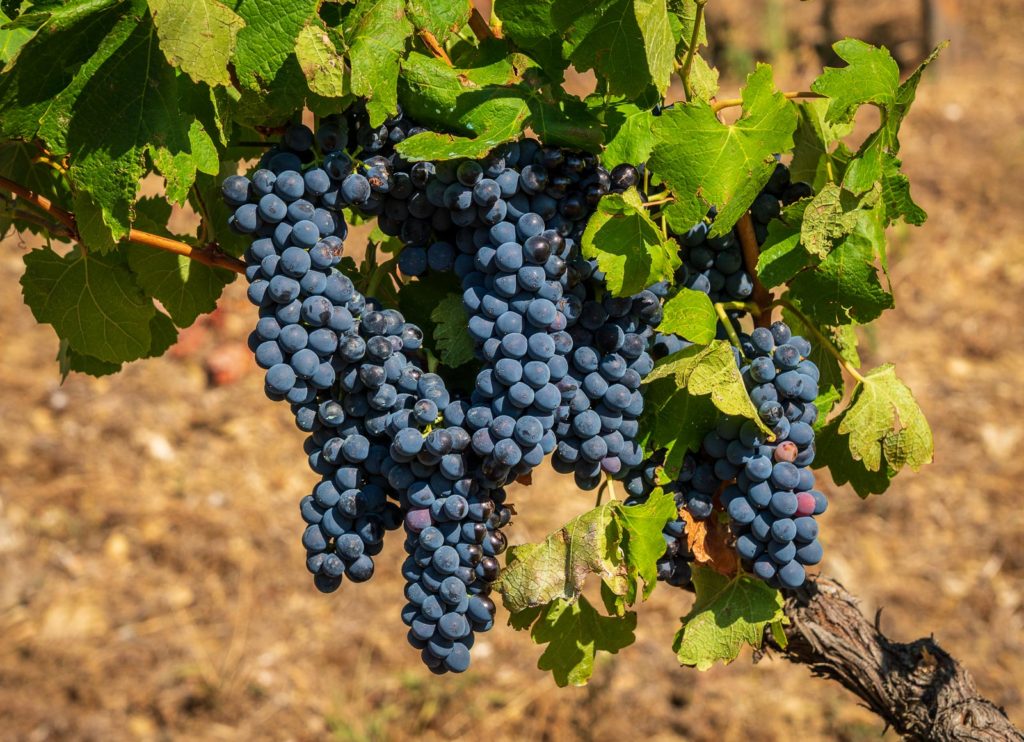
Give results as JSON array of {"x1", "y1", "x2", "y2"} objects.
[
  {"x1": 713, "y1": 320, "x2": 826, "y2": 588},
  {"x1": 552, "y1": 287, "x2": 658, "y2": 489},
  {"x1": 226, "y1": 108, "x2": 829, "y2": 675}
]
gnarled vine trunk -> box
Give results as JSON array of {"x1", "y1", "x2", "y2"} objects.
[{"x1": 766, "y1": 577, "x2": 1023, "y2": 741}]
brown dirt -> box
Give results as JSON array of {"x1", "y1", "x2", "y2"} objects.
[{"x1": 1, "y1": 2, "x2": 1022, "y2": 739}]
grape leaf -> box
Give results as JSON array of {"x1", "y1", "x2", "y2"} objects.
[
  {"x1": 21, "y1": 246, "x2": 155, "y2": 363},
  {"x1": 492, "y1": 0, "x2": 565, "y2": 77},
  {"x1": 580, "y1": 187, "x2": 681, "y2": 297},
  {"x1": 528, "y1": 596, "x2": 637, "y2": 687},
  {"x1": 396, "y1": 50, "x2": 530, "y2": 160},
  {"x1": 405, "y1": 0, "x2": 469, "y2": 43},
  {"x1": 785, "y1": 210, "x2": 893, "y2": 327},
  {"x1": 148, "y1": 0, "x2": 244, "y2": 87},
  {"x1": 616, "y1": 488, "x2": 678, "y2": 604},
  {"x1": 233, "y1": 0, "x2": 318, "y2": 90},
  {"x1": 519, "y1": 81, "x2": 604, "y2": 153},
  {"x1": 294, "y1": 21, "x2": 348, "y2": 99},
  {"x1": 657, "y1": 288, "x2": 716, "y2": 345},
  {"x1": 815, "y1": 419, "x2": 893, "y2": 497},
  {"x1": 431, "y1": 292, "x2": 476, "y2": 369},
  {"x1": 813, "y1": 40, "x2": 945, "y2": 197},
  {"x1": 0, "y1": 7, "x2": 31, "y2": 63},
  {"x1": 650, "y1": 64, "x2": 797, "y2": 236},
  {"x1": 800, "y1": 182, "x2": 879, "y2": 260},
  {"x1": 345, "y1": 0, "x2": 412, "y2": 126},
  {"x1": 812, "y1": 38, "x2": 900, "y2": 124},
  {"x1": 57, "y1": 339, "x2": 122, "y2": 379},
  {"x1": 497, "y1": 501, "x2": 626, "y2": 613},
  {"x1": 645, "y1": 341, "x2": 767, "y2": 430},
  {"x1": 673, "y1": 566, "x2": 786, "y2": 670},
  {"x1": 788, "y1": 99, "x2": 854, "y2": 191},
  {"x1": 832, "y1": 364, "x2": 933, "y2": 475},
  {"x1": 0, "y1": 0, "x2": 134, "y2": 143},
  {"x1": 126, "y1": 199, "x2": 232, "y2": 328},
  {"x1": 553, "y1": 0, "x2": 675, "y2": 99},
  {"x1": 62, "y1": 16, "x2": 219, "y2": 240},
  {"x1": 880, "y1": 151, "x2": 926, "y2": 226},
  {"x1": 640, "y1": 375, "x2": 718, "y2": 477},
  {"x1": 755, "y1": 213, "x2": 810, "y2": 289},
  {"x1": 591, "y1": 98, "x2": 658, "y2": 170}
]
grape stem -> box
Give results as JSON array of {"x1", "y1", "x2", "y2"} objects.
[
  {"x1": 771, "y1": 297, "x2": 867, "y2": 384},
  {"x1": 642, "y1": 196, "x2": 675, "y2": 208},
  {"x1": 0, "y1": 175, "x2": 247, "y2": 275},
  {"x1": 713, "y1": 302, "x2": 746, "y2": 355},
  {"x1": 595, "y1": 476, "x2": 617, "y2": 507},
  {"x1": 417, "y1": 30, "x2": 453, "y2": 66},
  {"x1": 735, "y1": 212, "x2": 774, "y2": 328},
  {"x1": 679, "y1": 0, "x2": 708, "y2": 102},
  {"x1": 712, "y1": 91, "x2": 823, "y2": 113}
]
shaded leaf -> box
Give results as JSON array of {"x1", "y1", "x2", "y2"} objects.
[{"x1": 431, "y1": 292, "x2": 475, "y2": 368}]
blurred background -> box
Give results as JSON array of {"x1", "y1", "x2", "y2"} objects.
[{"x1": 1, "y1": 0, "x2": 1022, "y2": 739}]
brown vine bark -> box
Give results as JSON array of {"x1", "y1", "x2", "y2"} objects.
[{"x1": 765, "y1": 577, "x2": 1023, "y2": 741}]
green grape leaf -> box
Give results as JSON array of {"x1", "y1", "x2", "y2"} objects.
[
  {"x1": 832, "y1": 364, "x2": 933, "y2": 475},
  {"x1": 580, "y1": 187, "x2": 681, "y2": 297},
  {"x1": 21, "y1": 246, "x2": 155, "y2": 363},
  {"x1": 233, "y1": 0, "x2": 318, "y2": 91},
  {"x1": 71, "y1": 191, "x2": 118, "y2": 253},
  {"x1": 755, "y1": 212, "x2": 811, "y2": 289},
  {"x1": 616, "y1": 488, "x2": 678, "y2": 604},
  {"x1": 0, "y1": 7, "x2": 31, "y2": 63},
  {"x1": 785, "y1": 209, "x2": 893, "y2": 327},
  {"x1": 814, "y1": 418, "x2": 893, "y2": 497},
  {"x1": 674, "y1": 567, "x2": 786, "y2": 670},
  {"x1": 788, "y1": 99, "x2": 854, "y2": 191},
  {"x1": 812, "y1": 38, "x2": 900, "y2": 124},
  {"x1": 880, "y1": 151, "x2": 926, "y2": 226},
  {"x1": 126, "y1": 200, "x2": 231, "y2": 328},
  {"x1": 493, "y1": 0, "x2": 565, "y2": 77},
  {"x1": 666, "y1": 0, "x2": 705, "y2": 52},
  {"x1": 395, "y1": 271, "x2": 461, "y2": 354},
  {"x1": 60, "y1": 17, "x2": 219, "y2": 241},
  {"x1": 430, "y1": 292, "x2": 476, "y2": 369},
  {"x1": 148, "y1": 0, "x2": 244, "y2": 87},
  {"x1": 396, "y1": 50, "x2": 530, "y2": 160},
  {"x1": 800, "y1": 182, "x2": 879, "y2": 260},
  {"x1": 553, "y1": 0, "x2": 675, "y2": 99},
  {"x1": 645, "y1": 341, "x2": 767, "y2": 430},
  {"x1": 0, "y1": 0, "x2": 136, "y2": 144},
  {"x1": 657, "y1": 288, "x2": 716, "y2": 345},
  {"x1": 346, "y1": 0, "x2": 412, "y2": 125},
  {"x1": 58, "y1": 340, "x2": 122, "y2": 379},
  {"x1": 294, "y1": 21, "x2": 348, "y2": 99},
  {"x1": 641, "y1": 375, "x2": 718, "y2": 477},
  {"x1": 525, "y1": 597, "x2": 636, "y2": 687},
  {"x1": 649, "y1": 64, "x2": 798, "y2": 236},
  {"x1": 497, "y1": 501, "x2": 626, "y2": 614},
  {"x1": 520, "y1": 83, "x2": 604, "y2": 153},
  {"x1": 814, "y1": 40, "x2": 945, "y2": 197},
  {"x1": 591, "y1": 98, "x2": 658, "y2": 170},
  {"x1": 405, "y1": 0, "x2": 469, "y2": 42}
]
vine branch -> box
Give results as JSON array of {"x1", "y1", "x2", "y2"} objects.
[
  {"x1": 679, "y1": 0, "x2": 708, "y2": 102},
  {"x1": 735, "y1": 212, "x2": 773, "y2": 328},
  {"x1": 0, "y1": 175, "x2": 246, "y2": 275},
  {"x1": 769, "y1": 577, "x2": 1024, "y2": 741},
  {"x1": 712, "y1": 91, "x2": 824, "y2": 112}
]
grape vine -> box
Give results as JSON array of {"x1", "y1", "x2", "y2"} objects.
[{"x1": 4, "y1": 2, "x2": 1009, "y2": 737}]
